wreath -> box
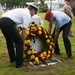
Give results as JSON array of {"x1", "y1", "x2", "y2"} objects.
[{"x1": 19, "y1": 24, "x2": 54, "y2": 65}]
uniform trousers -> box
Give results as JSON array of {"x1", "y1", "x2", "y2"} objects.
[
  {"x1": 52, "y1": 20, "x2": 72, "y2": 57},
  {"x1": 0, "y1": 17, "x2": 23, "y2": 66}
]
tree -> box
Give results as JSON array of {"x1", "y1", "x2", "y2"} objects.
[
  {"x1": 39, "y1": 0, "x2": 48, "y2": 12},
  {"x1": 0, "y1": 0, "x2": 34, "y2": 6}
]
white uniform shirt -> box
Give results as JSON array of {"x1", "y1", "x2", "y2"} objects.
[{"x1": 2, "y1": 8, "x2": 31, "y2": 28}]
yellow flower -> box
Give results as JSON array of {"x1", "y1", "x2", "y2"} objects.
[
  {"x1": 27, "y1": 50, "x2": 31, "y2": 55},
  {"x1": 31, "y1": 24, "x2": 34, "y2": 26},
  {"x1": 24, "y1": 40, "x2": 28, "y2": 44},
  {"x1": 24, "y1": 40, "x2": 27, "y2": 44},
  {"x1": 47, "y1": 54, "x2": 50, "y2": 58},
  {"x1": 36, "y1": 60, "x2": 40, "y2": 64},
  {"x1": 34, "y1": 27, "x2": 37, "y2": 31},
  {"x1": 26, "y1": 28, "x2": 30, "y2": 31},
  {"x1": 52, "y1": 49, "x2": 54, "y2": 54},
  {"x1": 35, "y1": 57, "x2": 39, "y2": 61},
  {"x1": 28, "y1": 25, "x2": 30, "y2": 28},
  {"x1": 31, "y1": 50, "x2": 35, "y2": 54},
  {"x1": 27, "y1": 40, "x2": 31, "y2": 43},
  {"x1": 43, "y1": 51, "x2": 46, "y2": 56},
  {"x1": 46, "y1": 39, "x2": 50, "y2": 43},
  {"x1": 30, "y1": 55, "x2": 35, "y2": 60},
  {"x1": 49, "y1": 35, "x2": 52, "y2": 38},
  {"x1": 38, "y1": 26, "x2": 42, "y2": 30},
  {"x1": 24, "y1": 46, "x2": 27, "y2": 50},
  {"x1": 24, "y1": 40, "x2": 30, "y2": 44},
  {"x1": 23, "y1": 54, "x2": 26, "y2": 58},
  {"x1": 19, "y1": 31, "x2": 22, "y2": 36},
  {"x1": 49, "y1": 45, "x2": 52, "y2": 49},
  {"x1": 50, "y1": 42, "x2": 53, "y2": 45},
  {"x1": 48, "y1": 50, "x2": 50, "y2": 54},
  {"x1": 45, "y1": 35, "x2": 48, "y2": 38},
  {"x1": 35, "y1": 60, "x2": 40, "y2": 64},
  {"x1": 44, "y1": 30, "x2": 46, "y2": 34},
  {"x1": 38, "y1": 31, "x2": 42, "y2": 35},
  {"x1": 35, "y1": 57, "x2": 39, "y2": 64},
  {"x1": 26, "y1": 30, "x2": 29, "y2": 35},
  {"x1": 40, "y1": 53, "x2": 44, "y2": 58}
]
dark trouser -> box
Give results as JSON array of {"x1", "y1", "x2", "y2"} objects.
[
  {"x1": 52, "y1": 21, "x2": 72, "y2": 57},
  {"x1": 0, "y1": 17, "x2": 23, "y2": 66}
]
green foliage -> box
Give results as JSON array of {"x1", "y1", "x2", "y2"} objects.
[
  {"x1": 39, "y1": 0, "x2": 48, "y2": 12},
  {"x1": 0, "y1": 0, "x2": 48, "y2": 12},
  {"x1": 0, "y1": 0, "x2": 34, "y2": 6}
]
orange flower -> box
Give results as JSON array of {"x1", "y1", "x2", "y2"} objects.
[
  {"x1": 42, "y1": 57, "x2": 45, "y2": 60},
  {"x1": 47, "y1": 54, "x2": 50, "y2": 58}
]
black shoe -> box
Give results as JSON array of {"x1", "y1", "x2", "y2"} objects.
[
  {"x1": 16, "y1": 64, "x2": 27, "y2": 68},
  {"x1": 66, "y1": 56, "x2": 73, "y2": 60},
  {"x1": 68, "y1": 34, "x2": 74, "y2": 37}
]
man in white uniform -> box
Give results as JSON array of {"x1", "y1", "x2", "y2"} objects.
[
  {"x1": 45, "y1": 10, "x2": 72, "y2": 60},
  {"x1": 0, "y1": 5, "x2": 38, "y2": 68}
]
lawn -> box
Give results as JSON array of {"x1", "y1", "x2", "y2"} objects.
[{"x1": 0, "y1": 12, "x2": 75, "y2": 75}]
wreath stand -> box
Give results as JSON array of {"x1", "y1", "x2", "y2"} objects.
[{"x1": 29, "y1": 56, "x2": 62, "y2": 67}]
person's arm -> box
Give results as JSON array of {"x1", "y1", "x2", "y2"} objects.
[
  {"x1": 48, "y1": 22, "x2": 52, "y2": 33},
  {"x1": 67, "y1": 11, "x2": 74, "y2": 19},
  {"x1": 22, "y1": 28, "x2": 26, "y2": 42},
  {"x1": 15, "y1": 24, "x2": 18, "y2": 30},
  {"x1": 53, "y1": 27, "x2": 60, "y2": 43},
  {"x1": 65, "y1": 6, "x2": 74, "y2": 19},
  {"x1": 70, "y1": 11, "x2": 75, "y2": 19}
]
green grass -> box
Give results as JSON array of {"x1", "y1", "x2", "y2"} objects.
[{"x1": 0, "y1": 12, "x2": 75, "y2": 75}]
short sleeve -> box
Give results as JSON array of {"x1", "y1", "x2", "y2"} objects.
[
  {"x1": 55, "y1": 21, "x2": 60, "y2": 28},
  {"x1": 21, "y1": 14, "x2": 31, "y2": 28}
]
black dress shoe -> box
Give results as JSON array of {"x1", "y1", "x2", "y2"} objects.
[
  {"x1": 66, "y1": 56, "x2": 73, "y2": 60},
  {"x1": 16, "y1": 64, "x2": 27, "y2": 68}
]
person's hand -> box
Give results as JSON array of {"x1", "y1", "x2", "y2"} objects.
[{"x1": 23, "y1": 44, "x2": 25, "y2": 50}]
